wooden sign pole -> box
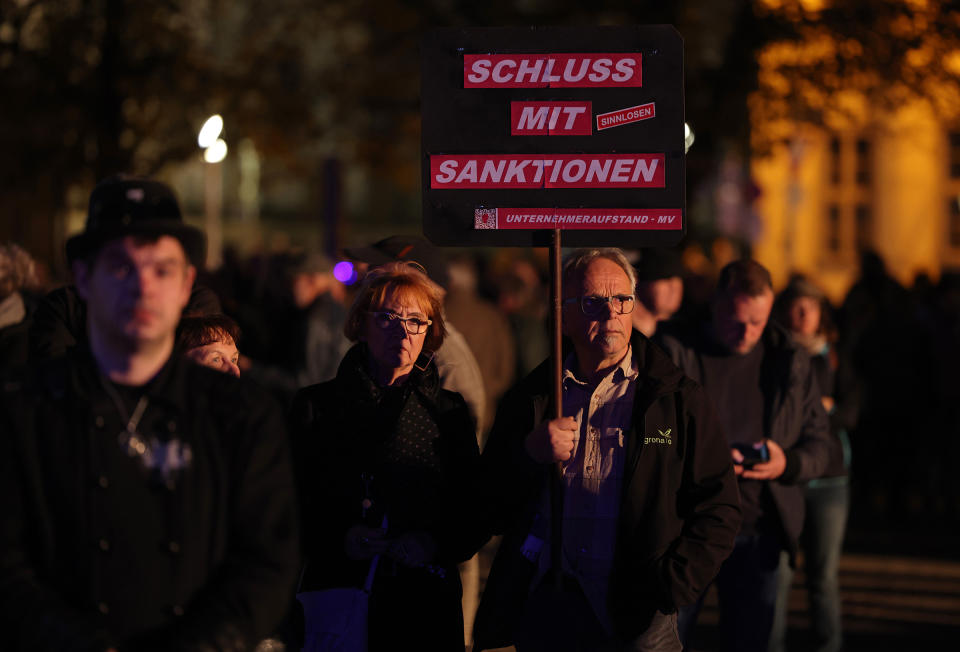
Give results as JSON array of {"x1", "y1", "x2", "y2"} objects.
[{"x1": 549, "y1": 227, "x2": 564, "y2": 586}]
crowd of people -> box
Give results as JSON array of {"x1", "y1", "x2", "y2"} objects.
[{"x1": 1, "y1": 174, "x2": 958, "y2": 652}]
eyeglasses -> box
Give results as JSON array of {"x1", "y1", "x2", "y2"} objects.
[
  {"x1": 367, "y1": 311, "x2": 433, "y2": 335},
  {"x1": 563, "y1": 294, "x2": 635, "y2": 317}
]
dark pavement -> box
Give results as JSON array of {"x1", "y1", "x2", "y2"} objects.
[
  {"x1": 687, "y1": 521, "x2": 960, "y2": 652},
  {"x1": 473, "y1": 523, "x2": 960, "y2": 652},
  {"x1": 687, "y1": 552, "x2": 960, "y2": 651}
]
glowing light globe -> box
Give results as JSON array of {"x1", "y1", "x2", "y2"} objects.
[{"x1": 333, "y1": 261, "x2": 357, "y2": 284}]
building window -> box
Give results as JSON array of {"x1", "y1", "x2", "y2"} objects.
[
  {"x1": 950, "y1": 132, "x2": 960, "y2": 179},
  {"x1": 855, "y1": 138, "x2": 871, "y2": 186},
  {"x1": 950, "y1": 197, "x2": 960, "y2": 249},
  {"x1": 823, "y1": 133, "x2": 873, "y2": 259},
  {"x1": 855, "y1": 204, "x2": 872, "y2": 252},
  {"x1": 828, "y1": 204, "x2": 841, "y2": 252},
  {"x1": 829, "y1": 137, "x2": 841, "y2": 185}
]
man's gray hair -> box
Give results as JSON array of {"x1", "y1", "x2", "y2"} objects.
[{"x1": 562, "y1": 248, "x2": 637, "y2": 292}]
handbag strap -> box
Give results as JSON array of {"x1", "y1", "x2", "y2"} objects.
[{"x1": 362, "y1": 515, "x2": 389, "y2": 593}]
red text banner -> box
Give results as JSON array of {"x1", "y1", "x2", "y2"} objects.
[
  {"x1": 596, "y1": 102, "x2": 656, "y2": 131},
  {"x1": 511, "y1": 102, "x2": 592, "y2": 135},
  {"x1": 474, "y1": 208, "x2": 682, "y2": 230},
  {"x1": 431, "y1": 154, "x2": 665, "y2": 189},
  {"x1": 464, "y1": 53, "x2": 642, "y2": 88}
]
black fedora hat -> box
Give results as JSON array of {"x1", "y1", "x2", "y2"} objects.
[
  {"x1": 633, "y1": 247, "x2": 684, "y2": 282},
  {"x1": 66, "y1": 175, "x2": 206, "y2": 266}
]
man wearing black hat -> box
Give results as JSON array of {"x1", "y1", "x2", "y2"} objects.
[{"x1": 0, "y1": 176, "x2": 299, "y2": 651}]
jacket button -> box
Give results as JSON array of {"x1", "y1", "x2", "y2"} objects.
[
  {"x1": 98, "y1": 538, "x2": 110, "y2": 552},
  {"x1": 97, "y1": 475, "x2": 109, "y2": 489},
  {"x1": 171, "y1": 604, "x2": 184, "y2": 617},
  {"x1": 98, "y1": 602, "x2": 109, "y2": 615},
  {"x1": 167, "y1": 541, "x2": 181, "y2": 554},
  {"x1": 94, "y1": 416, "x2": 105, "y2": 428}
]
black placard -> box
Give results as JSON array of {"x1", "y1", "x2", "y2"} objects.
[{"x1": 421, "y1": 25, "x2": 685, "y2": 248}]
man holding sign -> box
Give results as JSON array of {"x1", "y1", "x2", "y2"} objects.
[{"x1": 475, "y1": 248, "x2": 740, "y2": 652}]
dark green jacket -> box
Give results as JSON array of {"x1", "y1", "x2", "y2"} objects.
[{"x1": 474, "y1": 332, "x2": 741, "y2": 648}]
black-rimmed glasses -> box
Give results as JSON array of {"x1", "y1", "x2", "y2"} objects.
[
  {"x1": 367, "y1": 311, "x2": 433, "y2": 335},
  {"x1": 562, "y1": 294, "x2": 635, "y2": 317}
]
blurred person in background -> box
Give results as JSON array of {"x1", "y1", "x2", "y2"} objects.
[
  {"x1": 0, "y1": 242, "x2": 41, "y2": 369},
  {"x1": 671, "y1": 242, "x2": 718, "y2": 331},
  {"x1": 769, "y1": 276, "x2": 854, "y2": 652},
  {"x1": 177, "y1": 313, "x2": 243, "y2": 378},
  {"x1": 661, "y1": 259, "x2": 831, "y2": 652},
  {"x1": 630, "y1": 248, "x2": 685, "y2": 341},
  {"x1": 444, "y1": 250, "x2": 517, "y2": 647},
  {"x1": 927, "y1": 272, "x2": 960, "y2": 521},
  {"x1": 444, "y1": 251, "x2": 516, "y2": 446},
  {"x1": 838, "y1": 250, "x2": 916, "y2": 518},
  {"x1": 0, "y1": 175, "x2": 298, "y2": 651},
  {"x1": 496, "y1": 258, "x2": 549, "y2": 379},
  {"x1": 241, "y1": 252, "x2": 350, "y2": 403},
  {"x1": 289, "y1": 261, "x2": 486, "y2": 651}
]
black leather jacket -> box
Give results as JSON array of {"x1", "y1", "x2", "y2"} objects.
[{"x1": 0, "y1": 349, "x2": 299, "y2": 651}]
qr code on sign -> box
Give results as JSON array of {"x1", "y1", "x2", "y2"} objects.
[{"x1": 474, "y1": 208, "x2": 498, "y2": 229}]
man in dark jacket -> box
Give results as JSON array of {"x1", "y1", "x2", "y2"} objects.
[
  {"x1": 660, "y1": 259, "x2": 831, "y2": 652},
  {"x1": 0, "y1": 176, "x2": 299, "y2": 651},
  {"x1": 474, "y1": 248, "x2": 741, "y2": 652}
]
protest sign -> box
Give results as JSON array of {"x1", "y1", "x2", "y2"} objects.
[{"x1": 422, "y1": 25, "x2": 685, "y2": 247}]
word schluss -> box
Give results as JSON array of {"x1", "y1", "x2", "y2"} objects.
[{"x1": 464, "y1": 53, "x2": 642, "y2": 88}]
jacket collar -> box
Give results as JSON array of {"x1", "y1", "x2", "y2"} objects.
[
  {"x1": 63, "y1": 345, "x2": 190, "y2": 416},
  {"x1": 628, "y1": 329, "x2": 686, "y2": 401},
  {"x1": 561, "y1": 345, "x2": 639, "y2": 390},
  {"x1": 526, "y1": 332, "x2": 686, "y2": 418},
  {"x1": 334, "y1": 342, "x2": 442, "y2": 404}
]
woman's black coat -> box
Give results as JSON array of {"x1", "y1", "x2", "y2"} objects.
[{"x1": 289, "y1": 343, "x2": 486, "y2": 649}]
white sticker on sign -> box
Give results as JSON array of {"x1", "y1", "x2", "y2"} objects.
[{"x1": 475, "y1": 208, "x2": 498, "y2": 229}]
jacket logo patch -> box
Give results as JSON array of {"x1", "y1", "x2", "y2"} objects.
[{"x1": 644, "y1": 427, "x2": 672, "y2": 446}]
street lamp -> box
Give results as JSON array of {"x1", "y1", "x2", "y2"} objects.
[
  {"x1": 198, "y1": 114, "x2": 223, "y2": 149},
  {"x1": 203, "y1": 139, "x2": 228, "y2": 164},
  {"x1": 684, "y1": 122, "x2": 695, "y2": 154},
  {"x1": 199, "y1": 114, "x2": 226, "y2": 269}
]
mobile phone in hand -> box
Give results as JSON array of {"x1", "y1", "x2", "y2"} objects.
[{"x1": 732, "y1": 442, "x2": 770, "y2": 468}]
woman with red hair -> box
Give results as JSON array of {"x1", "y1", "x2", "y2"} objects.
[{"x1": 290, "y1": 261, "x2": 484, "y2": 651}]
